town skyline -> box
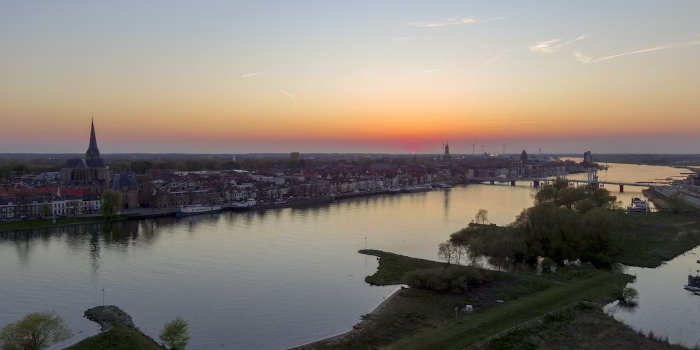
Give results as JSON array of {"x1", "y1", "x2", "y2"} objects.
[{"x1": 2, "y1": 1, "x2": 700, "y2": 153}]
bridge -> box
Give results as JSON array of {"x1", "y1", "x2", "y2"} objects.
[{"x1": 473, "y1": 177, "x2": 669, "y2": 192}]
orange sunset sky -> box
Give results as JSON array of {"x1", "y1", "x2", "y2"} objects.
[{"x1": 1, "y1": 1, "x2": 699, "y2": 153}]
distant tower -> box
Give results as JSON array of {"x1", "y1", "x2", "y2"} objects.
[
  {"x1": 85, "y1": 118, "x2": 101, "y2": 161},
  {"x1": 520, "y1": 150, "x2": 529, "y2": 177},
  {"x1": 443, "y1": 141, "x2": 451, "y2": 160}
]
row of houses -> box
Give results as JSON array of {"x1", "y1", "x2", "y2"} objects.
[
  {"x1": 0, "y1": 187, "x2": 101, "y2": 220},
  {"x1": 1, "y1": 154, "x2": 578, "y2": 220}
]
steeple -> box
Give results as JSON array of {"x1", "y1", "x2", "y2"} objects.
[{"x1": 86, "y1": 117, "x2": 100, "y2": 159}]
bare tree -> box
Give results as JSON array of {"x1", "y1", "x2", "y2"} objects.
[
  {"x1": 438, "y1": 241, "x2": 464, "y2": 265},
  {"x1": 475, "y1": 209, "x2": 489, "y2": 225},
  {"x1": 453, "y1": 244, "x2": 466, "y2": 265}
]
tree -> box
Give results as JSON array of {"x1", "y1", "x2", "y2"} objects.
[
  {"x1": 130, "y1": 160, "x2": 154, "y2": 174},
  {"x1": 617, "y1": 287, "x2": 639, "y2": 307},
  {"x1": 474, "y1": 209, "x2": 489, "y2": 224},
  {"x1": 38, "y1": 204, "x2": 52, "y2": 218},
  {"x1": 159, "y1": 317, "x2": 189, "y2": 350},
  {"x1": 101, "y1": 190, "x2": 122, "y2": 219},
  {"x1": 0, "y1": 312, "x2": 71, "y2": 350},
  {"x1": 438, "y1": 241, "x2": 462, "y2": 266}
]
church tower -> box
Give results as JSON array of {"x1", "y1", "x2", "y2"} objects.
[
  {"x1": 443, "y1": 141, "x2": 451, "y2": 160},
  {"x1": 86, "y1": 119, "x2": 100, "y2": 160},
  {"x1": 84, "y1": 119, "x2": 105, "y2": 168}
]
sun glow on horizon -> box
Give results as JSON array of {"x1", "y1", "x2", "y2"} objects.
[{"x1": 1, "y1": 1, "x2": 700, "y2": 153}]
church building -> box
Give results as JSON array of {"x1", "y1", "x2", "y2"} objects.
[{"x1": 60, "y1": 120, "x2": 111, "y2": 192}]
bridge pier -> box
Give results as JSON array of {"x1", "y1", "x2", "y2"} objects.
[
  {"x1": 533, "y1": 180, "x2": 540, "y2": 188},
  {"x1": 619, "y1": 184, "x2": 624, "y2": 193},
  {"x1": 511, "y1": 180, "x2": 516, "y2": 187},
  {"x1": 490, "y1": 180, "x2": 495, "y2": 185}
]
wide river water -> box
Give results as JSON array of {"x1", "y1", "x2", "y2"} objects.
[{"x1": 0, "y1": 161, "x2": 695, "y2": 349}]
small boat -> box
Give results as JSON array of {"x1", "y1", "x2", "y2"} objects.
[
  {"x1": 684, "y1": 275, "x2": 700, "y2": 293},
  {"x1": 433, "y1": 183, "x2": 453, "y2": 189},
  {"x1": 627, "y1": 197, "x2": 650, "y2": 214},
  {"x1": 177, "y1": 205, "x2": 223, "y2": 217},
  {"x1": 404, "y1": 184, "x2": 433, "y2": 193}
]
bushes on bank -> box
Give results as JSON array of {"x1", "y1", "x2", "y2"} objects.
[{"x1": 404, "y1": 267, "x2": 495, "y2": 293}]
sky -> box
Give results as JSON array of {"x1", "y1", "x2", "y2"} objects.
[{"x1": 1, "y1": 1, "x2": 699, "y2": 154}]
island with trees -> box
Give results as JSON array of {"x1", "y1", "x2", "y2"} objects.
[{"x1": 296, "y1": 180, "x2": 700, "y2": 350}]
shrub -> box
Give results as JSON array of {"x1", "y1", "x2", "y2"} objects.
[
  {"x1": 159, "y1": 317, "x2": 189, "y2": 350},
  {"x1": 0, "y1": 312, "x2": 71, "y2": 350},
  {"x1": 404, "y1": 267, "x2": 493, "y2": 293}
]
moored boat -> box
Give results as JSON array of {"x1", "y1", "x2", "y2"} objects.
[
  {"x1": 684, "y1": 275, "x2": 700, "y2": 293},
  {"x1": 627, "y1": 197, "x2": 650, "y2": 214},
  {"x1": 177, "y1": 205, "x2": 223, "y2": 217}
]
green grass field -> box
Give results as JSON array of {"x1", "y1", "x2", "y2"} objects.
[
  {"x1": 616, "y1": 212, "x2": 700, "y2": 267},
  {"x1": 391, "y1": 270, "x2": 631, "y2": 350}
]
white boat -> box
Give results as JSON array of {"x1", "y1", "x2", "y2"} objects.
[
  {"x1": 231, "y1": 199, "x2": 257, "y2": 209},
  {"x1": 177, "y1": 205, "x2": 223, "y2": 217}
]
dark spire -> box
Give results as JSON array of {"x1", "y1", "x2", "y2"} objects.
[{"x1": 86, "y1": 117, "x2": 100, "y2": 159}]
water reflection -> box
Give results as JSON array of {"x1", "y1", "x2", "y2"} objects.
[{"x1": 605, "y1": 247, "x2": 700, "y2": 348}]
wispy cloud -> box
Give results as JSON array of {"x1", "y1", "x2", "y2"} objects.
[
  {"x1": 423, "y1": 68, "x2": 440, "y2": 73},
  {"x1": 241, "y1": 72, "x2": 262, "y2": 78},
  {"x1": 530, "y1": 39, "x2": 562, "y2": 53},
  {"x1": 530, "y1": 34, "x2": 587, "y2": 54},
  {"x1": 573, "y1": 51, "x2": 593, "y2": 63},
  {"x1": 412, "y1": 17, "x2": 475, "y2": 28},
  {"x1": 280, "y1": 89, "x2": 296, "y2": 102},
  {"x1": 575, "y1": 40, "x2": 700, "y2": 64},
  {"x1": 411, "y1": 16, "x2": 503, "y2": 28}
]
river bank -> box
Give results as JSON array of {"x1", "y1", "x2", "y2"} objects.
[
  {"x1": 289, "y1": 286, "x2": 403, "y2": 350},
  {"x1": 0, "y1": 186, "x2": 440, "y2": 233},
  {"x1": 0, "y1": 215, "x2": 133, "y2": 233}
]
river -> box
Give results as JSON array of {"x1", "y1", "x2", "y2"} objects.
[{"x1": 0, "y1": 161, "x2": 694, "y2": 349}]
